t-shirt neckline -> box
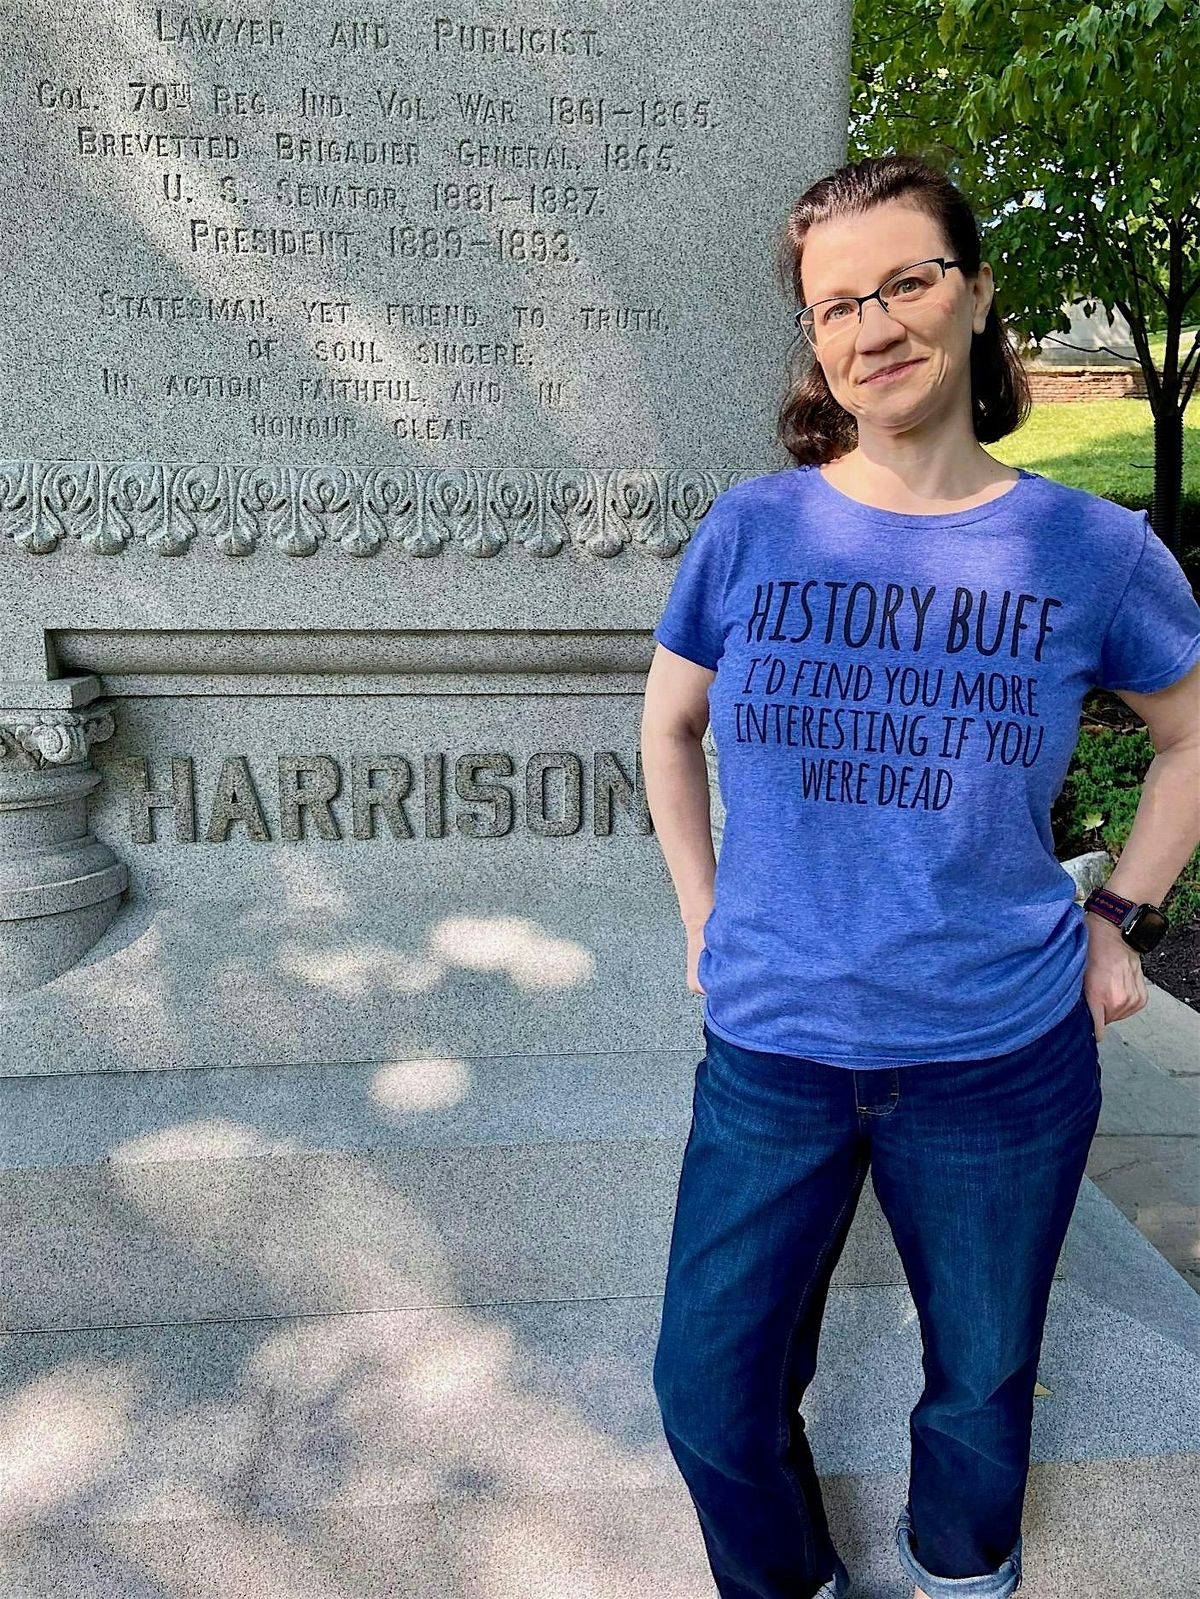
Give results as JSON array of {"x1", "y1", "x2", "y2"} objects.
[{"x1": 804, "y1": 463, "x2": 1039, "y2": 528}]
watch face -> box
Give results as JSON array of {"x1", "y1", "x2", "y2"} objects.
[{"x1": 1126, "y1": 905, "x2": 1169, "y2": 953}]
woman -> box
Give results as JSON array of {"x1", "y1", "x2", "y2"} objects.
[{"x1": 641, "y1": 153, "x2": 1200, "y2": 1599}]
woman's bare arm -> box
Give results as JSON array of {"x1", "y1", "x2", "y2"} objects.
[{"x1": 641, "y1": 644, "x2": 719, "y2": 989}]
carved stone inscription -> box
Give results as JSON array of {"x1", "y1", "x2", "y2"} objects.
[
  {"x1": 110, "y1": 749, "x2": 652, "y2": 842},
  {"x1": 5, "y1": 2, "x2": 812, "y2": 463}
]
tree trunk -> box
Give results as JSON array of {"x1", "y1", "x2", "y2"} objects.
[{"x1": 1151, "y1": 400, "x2": 1184, "y2": 557}]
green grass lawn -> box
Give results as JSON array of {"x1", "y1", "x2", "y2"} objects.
[
  {"x1": 1145, "y1": 325, "x2": 1199, "y2": 369},
  {"x1": 989, "y1": 399, "x2": 1200, "y2": 506},
  {"x1": 1001, "y1": 399, "x2": 1200, "y2": 919}
]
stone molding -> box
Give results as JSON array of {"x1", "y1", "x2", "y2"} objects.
[{"x1": 0, "y1": 460, "x2": 755, "y2": 559}]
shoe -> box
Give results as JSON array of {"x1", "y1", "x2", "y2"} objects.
[{"x1": 813, "y1": 1551, "x2": 852, "y2": 1597}]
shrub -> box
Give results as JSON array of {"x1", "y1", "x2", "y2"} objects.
[{"x1": 1056, "y1": 723, "x2": 1200, "y2": 925}]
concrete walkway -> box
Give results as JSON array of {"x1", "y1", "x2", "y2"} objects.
[
  {"x1": 1085, "y1": 980, "x2": 1200, "y2": 1294},
  {"x1": 0, "y1": 920, "x2": 1196, "y2": 1599}
]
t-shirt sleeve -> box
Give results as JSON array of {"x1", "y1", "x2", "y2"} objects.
[
  {"x1": 1095, "y1": 513, "x2": 1200, "y2": 693},
  {"x1": 651, "y1": 496, "x2": 735, "y2": 670}
]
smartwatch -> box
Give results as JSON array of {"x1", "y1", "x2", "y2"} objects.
[{"x1": 1082, "y1": 886, "x2": 1170, "y2": 953}]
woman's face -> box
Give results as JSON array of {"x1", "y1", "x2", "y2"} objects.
[{"x1": 799, "y1": 198, "x2": 994, "y2": 438}]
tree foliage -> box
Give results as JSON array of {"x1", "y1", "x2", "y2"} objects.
[{"x1": 850, "y1": 0, "x2": 1200, "y2": 548}]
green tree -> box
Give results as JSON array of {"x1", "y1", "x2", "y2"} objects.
[{"x1": 850, "y1": 0, "x2": 1199, "y2": 554}]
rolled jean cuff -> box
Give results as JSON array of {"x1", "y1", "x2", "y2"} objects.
[
  {"x1": 812, "y1": 1550, "x2": 852, "y2": 1599},
  {"x1": 894, "y1": 1506, "x2": 1022, "y2": 1598}
]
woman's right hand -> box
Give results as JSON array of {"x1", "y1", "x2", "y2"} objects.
[{"x1": 686, "y1": 926, "x2": 707, "y2": 995}]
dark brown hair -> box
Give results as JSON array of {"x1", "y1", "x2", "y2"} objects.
[{"x1": 776, "y1": 153, "x2": 1030, "y2": 464}]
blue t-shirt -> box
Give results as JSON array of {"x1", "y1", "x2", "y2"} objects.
[{"x1": 652, "y1": 463, "x2": 1200, "y2": 1068}]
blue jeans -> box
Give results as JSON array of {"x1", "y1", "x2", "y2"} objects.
[{"x1": 652, "y1": 989, "x2": 1102, "y2": 1599}]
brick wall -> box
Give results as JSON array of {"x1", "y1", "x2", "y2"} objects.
[{"x1": 1023, "y1": 364, "x2": 1149, "y2": 402}]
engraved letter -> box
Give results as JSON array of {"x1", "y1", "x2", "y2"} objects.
[
  {"x1": 455, "y1": 754, "x2": 514, "y2": 838},
  {"x1": 279, "y1": 754, "x2": 342, "y2": 841},
  {"x1": 425, "y1": 752, "x2": 446, "y2": 838},
  {"x1": 205, "y1": 756, "x2": 271, "y2": 843},
  {"x1": 526, "y1": 752, "x2": 582, "y2": 837},
  {"x1": 594, "y1": 751, "x2": 652, "y2": 835},
  {"x1": 112, "y1": 755, "x2": 196, "y2": 843},
  {"x1": 351, "y1": 754, "x2": 414, "y2": 839}
]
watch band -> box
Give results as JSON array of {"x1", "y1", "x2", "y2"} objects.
[
  {"x1": 1082, "y1": 887, "x2": 1170, "y2": 953},
  {"x1": 1083, "y1": 886, "x2": 1137, "y2": 929}
]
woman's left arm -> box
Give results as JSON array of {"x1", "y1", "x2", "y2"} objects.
[{"x1": 1083, "y1": 659, "x2": 1200, "y2": 1040}]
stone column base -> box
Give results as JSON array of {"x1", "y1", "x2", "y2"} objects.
[{"x1": 0, "y1": 675, "x2": 128, "y2": 1000}]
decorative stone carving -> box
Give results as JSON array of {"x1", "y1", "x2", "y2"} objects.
[
  {"x1": 0, "y1": 460, "x2": 751, "y2": 560},
  {"x1": 0, "y1": 703, "x2": 118, "y2": 768}
]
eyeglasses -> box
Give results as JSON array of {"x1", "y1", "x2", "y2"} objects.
[{"x1": 795, "y1": 257, "x2": 966, "y2": 351}]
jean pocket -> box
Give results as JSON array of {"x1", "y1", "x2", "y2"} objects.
[{"x1": 1078, "y1": 991, "x2": 1102, "y2": 1086}]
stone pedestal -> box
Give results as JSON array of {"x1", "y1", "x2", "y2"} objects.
[{"x1": 0, "y1": 676, "x2": 127, "y2": 997}]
